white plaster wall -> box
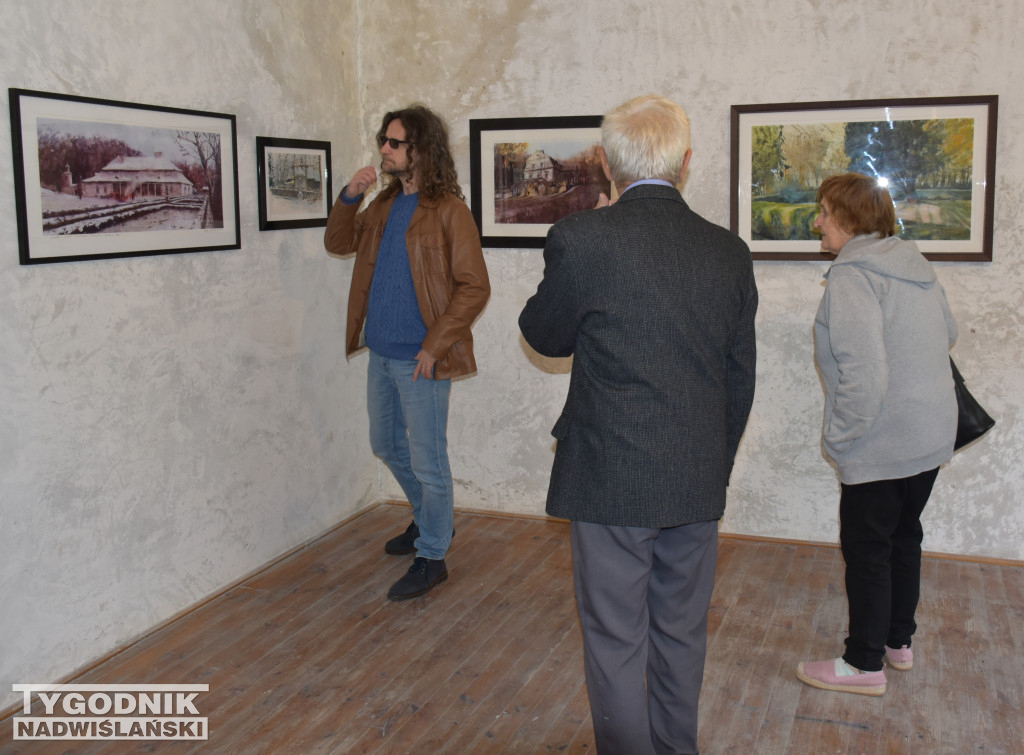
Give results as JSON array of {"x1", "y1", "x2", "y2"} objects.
[
  {"x1": 2, "y1": 0, "x2": 1023, "y2": 715},
  {"x1": 0, "y1": 1, "x2": 377, "y2": 710},
  {"x1": 353, "y1": 0, "x2": 1024, "y2": 560}
]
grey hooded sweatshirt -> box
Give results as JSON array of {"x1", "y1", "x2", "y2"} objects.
[{"x1": 814, "y1": 234, "x2": 958, "y2": 485}]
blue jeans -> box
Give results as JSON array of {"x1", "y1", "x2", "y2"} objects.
[{"x1": 367, "y1": 351, "x2": 454, "y2": 560}]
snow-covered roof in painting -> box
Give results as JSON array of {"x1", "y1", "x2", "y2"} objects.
[{"x1": 82, "y1": 154, "x2": 195, "y2": 186}]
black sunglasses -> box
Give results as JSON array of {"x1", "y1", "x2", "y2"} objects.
[{"x1": 379, "y1": 135, "x2": 413, "y2": 150}]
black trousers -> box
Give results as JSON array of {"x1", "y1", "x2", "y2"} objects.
[{"x1": 839, "y1": 467, "x2": 939, "y2": 672}]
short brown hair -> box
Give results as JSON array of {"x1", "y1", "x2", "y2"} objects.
[{"x1": 816, "y1": 173, "x2": 896, "y2": 238}]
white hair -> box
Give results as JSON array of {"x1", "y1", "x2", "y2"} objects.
[{"x1": 601, "y1": 94, "x2": 691, "y2": 185}]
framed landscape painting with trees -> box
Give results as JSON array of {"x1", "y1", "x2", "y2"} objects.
[
  {"x1": 255, "y1": 136, "x2": 332, "y2": 231},
  {"x1": 469, "y1": 115, "x2": 611, "y2": 248},
  {"x1": 730, "y1": 95, "x2": 997, "y2": 261},
  {"x1": 9, "y1": 88, "x2": 240, "y2": 264}
]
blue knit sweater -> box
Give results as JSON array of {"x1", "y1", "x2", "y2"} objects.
[{"x1": 364, "y1": 191, "x2": 427, "y2": 360}]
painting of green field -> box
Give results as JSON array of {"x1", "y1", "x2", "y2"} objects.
[
  {"x1": 751, "y1": 201, "x2": 817, "y2": 241},
  {"x1": 750, "y1": 117, "x2": 975, "y2": 242},
  {"x1": 753, "y1": 193, "x2": 972, "y2": 242}
]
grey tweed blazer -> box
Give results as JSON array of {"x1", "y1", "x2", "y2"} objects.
[{"x1": 519, "y1": 183, "x2": 758, "y2": 528}]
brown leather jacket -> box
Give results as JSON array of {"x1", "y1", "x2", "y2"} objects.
[{"x1": 324, "y1": 189, "x2": 490, "y2": 380}]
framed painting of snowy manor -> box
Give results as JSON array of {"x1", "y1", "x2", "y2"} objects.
[
  {"x1": 255, "y1": 136, "x2": 332, "y2": 231},
  {"x1": 730, "y1": 95, "x2": 997, "y2": 262},
  {"x1": 9, "y1": 88, "x2": 240, "y2": 264}
]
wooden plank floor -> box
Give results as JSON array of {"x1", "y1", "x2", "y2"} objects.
[{"x1": 2, "y1": 502, "x2": 1022, "y2": 754}]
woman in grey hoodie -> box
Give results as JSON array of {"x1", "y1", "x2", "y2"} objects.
[{"x1": 797, "y1": 173, "x2": 958, "y2": 696}]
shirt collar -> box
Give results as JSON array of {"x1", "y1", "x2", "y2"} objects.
[{"x1": 621, "y1": 178, "x2": 674, "y2": 195}]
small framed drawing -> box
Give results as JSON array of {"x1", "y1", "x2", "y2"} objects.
[
  {"x1": 9, "y1": 88, "x2": 240, "y2": 265},
  {"x1": 469, "y1": 115, "x2": 611, "y2": 248},
  {"x1": 255, "y1": 137, "x2": 332, "y2": 231},
  {"x1": 730, "y1": 95, "x2": 998, "y2": 261}
]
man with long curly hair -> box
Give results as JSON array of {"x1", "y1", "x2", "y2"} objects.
[{"x1": 325, "y1": 105, "x2": 490, "y2": 601}]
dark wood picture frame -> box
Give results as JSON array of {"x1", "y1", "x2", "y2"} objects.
[{"x1": 730, "y1": 95, "x2": 998, "y2": 261}]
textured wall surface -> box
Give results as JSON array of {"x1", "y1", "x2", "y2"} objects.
[
  {"x1": 1, "y1": 0, "x2": 1022, "y2": 712},
  {"x1": 351, "y1": 0, "x2": 1024, "y2": 561},
  {"x1": 0, "y1": 1, "x2": 374, "y2": 709}
]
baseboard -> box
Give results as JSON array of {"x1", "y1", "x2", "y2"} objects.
[
  {"x1": 449, "y1": 501, "x2": 1024, "y2": 567},
  {"x1": 716, "y1": 530, "x2": 1024, "y2": 567}
]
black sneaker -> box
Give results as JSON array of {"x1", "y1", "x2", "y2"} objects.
[
  {"x1": 387, "y1": 557, "x2": 448, "y2": 601},
  {"x1": 384, "y1": 521, "x2": 419, "y2": 555}
]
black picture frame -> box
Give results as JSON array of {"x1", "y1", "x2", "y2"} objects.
[
  {"x1": 730, "y1": 95, "x2": 998, "y2": 261},
  {"x1": 9, "y1": 88, "x2": 240, "y2": 265},
  {"x1": 469, "y1": 115, "x2": 610, "y2": 248},
  {"x1": 255, "y1": 136, "x2": 332, "y2": 231}
]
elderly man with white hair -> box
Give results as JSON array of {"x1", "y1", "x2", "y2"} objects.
[{"x1": 520, "y1": 93, "x2": 758, "y2": 755}]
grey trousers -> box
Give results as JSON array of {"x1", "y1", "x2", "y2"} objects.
[{"x1": 571, "y1": 519, "x2": 719, "y2": 755}]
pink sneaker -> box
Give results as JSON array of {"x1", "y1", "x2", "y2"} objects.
[
  {"x1": 884, "y1": 644, "x2": 914, "y2": 671},
  {"x1": 796, "y1": 658, "x2": 886, "y2": 696}
]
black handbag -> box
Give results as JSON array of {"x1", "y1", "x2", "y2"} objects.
[{"x1": 951, "y1": 357, "x2": 995, "y2": 450}]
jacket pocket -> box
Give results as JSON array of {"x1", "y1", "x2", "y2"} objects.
[
  {"x1": 551, "y1": 413, "x2": 571, "y2": 440},
  {"x1": 415, "y1": 235, "x2": 451, "y2": 319},
  {"x1": 418, "y1": 234, "x2": 449, "y2": 270}
]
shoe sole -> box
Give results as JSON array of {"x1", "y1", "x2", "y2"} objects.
[
  {"x1": 884, "y1": 656, "x2": 913, "y2": 671},
  {"x1": 387, "y1": 572, "x2": 448, "y2": 602},
  {"x1": 796, "y1": 667, "x2": 886, "y2": 696}
]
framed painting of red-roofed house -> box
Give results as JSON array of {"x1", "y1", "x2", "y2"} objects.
[{"x1": 9, "y1": 88, "x2": 240, "y2": 264}]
